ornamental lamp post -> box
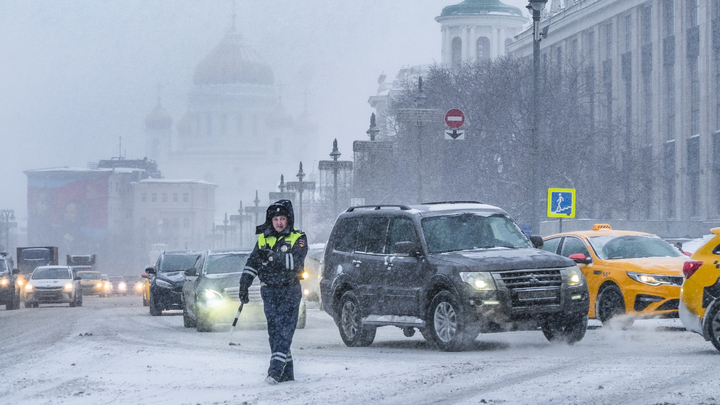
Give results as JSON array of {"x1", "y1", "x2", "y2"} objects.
[
  {"x1": 286, "y1": 162, "x2": 316, "y2": 231},
  {"x1": 0, "y1": 209, "x2": 14, "y2": 252},
  {"x1": 244, "y1": 191, "x2": 265, "y2": 231},
  {"x1": 527, "y1": 0, "x2": 547, "y2": 234},
  {"x1": 223, "y1": 212, "x2": 229, "y2": 248}
]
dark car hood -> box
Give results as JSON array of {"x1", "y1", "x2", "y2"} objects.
[
  {"x1": 157, "y1": 271, "x2": 186, "y2": 284},
  {"x1": 197, "y1": 273, "x2": 242, "y2": 293},
  {"x1": 430, "y1": 248, "x2": 574, "y2": 271}
]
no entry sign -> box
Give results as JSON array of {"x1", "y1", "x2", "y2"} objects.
[{"x1": 444, "y1": 109, "x2": 465, "y2": 129}]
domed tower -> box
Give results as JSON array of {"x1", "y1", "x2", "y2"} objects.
[
  {"x1": 144, "y1": 97, "x2": 173, "y2": 162},
  {"x1": 436, "y1": 0, "x2": 527, "y2": 68}
]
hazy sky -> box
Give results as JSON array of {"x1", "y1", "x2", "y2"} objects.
[{"x1": 0, "y1": 0, "x2": 532, "y2": 222}]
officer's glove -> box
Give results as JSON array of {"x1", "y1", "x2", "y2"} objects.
[{"x1": 238, "y1": 288, "x2": 249, "y2": 304}]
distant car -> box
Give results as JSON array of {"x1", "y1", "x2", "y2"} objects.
[
  {"x1": 147, "y1": 251, "x2": 202, "y2": 316},
  {"x1": 76, "y1": 271, "x2": 105, "y2": 296},
  {"x1": 182, "y1": 249, "x2": 306, "y2": 331},
  {"x1": 301, "y1": 244, "x2": 324, "y2": 301},
  {"x1": 543, "y1": 224, "x2": 687, "y2": 328},
  {"x1": 108, "y1": 275, "x2": 128, "y2": 296},
  {"x1": 679, "y1": 227, "x2": 720, "y2": 352},
  {"x1": 101, "y1": 274, "x2": 112, "y2": 296},
  {"x1": 0, "y1": 253, "x2": 19, "y2": 310},
  {"x1": 22, "y1": 265, "x2": 82, "y2": 307}
]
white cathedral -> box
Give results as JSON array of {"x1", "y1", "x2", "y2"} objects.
[{"x1": 144, "y1": 20, "x2": 317, "y2": 218}]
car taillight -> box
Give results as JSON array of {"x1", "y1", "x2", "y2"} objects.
[{"x1": 683, "y1": 260, "x2": 703, "y2": 279}]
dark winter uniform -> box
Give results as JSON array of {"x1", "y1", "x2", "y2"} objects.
[{"x1": 238, "y1": 199, "x2": 308, "y2": 383}]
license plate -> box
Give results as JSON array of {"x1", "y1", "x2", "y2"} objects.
[{"x1": 517, "y1": 289, "x2": 557, "y2": 300}]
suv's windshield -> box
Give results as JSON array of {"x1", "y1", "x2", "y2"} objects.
[
  {"x1": 32, "y1": 267, "x2": 71, "y2": 280},
  {"x1": 589, "y1": 235, "x2": 683, "y2": 260},
  {"x1": 77, "y1": 272, "x2": 102, "y2": 280},
  {"x1": 159, "y1": 254, "x2": 199, "y2": 272},
  {"x1": 205, "y1": 253, "x2": 249, "y2": 275},
  {"x1": 422, "y1": 213, "x2": 530, "y2": 253},
  {"x1": 109, "y1": 276, "x2": 124, "y2": 282}
]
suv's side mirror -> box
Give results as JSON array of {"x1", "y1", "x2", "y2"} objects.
[
  {"x1": 568, "y1": 253, "x2": 592, "y2": 265},
  {"x1": 184, "y1": 268, "x2": 197, "y2": 277},
  {"x1": 145, "y1": 267, "x2": 156, "y2": 275},
  {"x1": 74, "y1": 276, "x2": 81, "y2": 281},
  {"x1": 12, "y1": 268, "x2": 19, "y2": 275},
  {"x1": 394, "y1": 241, "x2": 420, "y2": 257},
  {"x1": 141, "y1": 273, "x2": 149, "y2": 279},
  {"x1": 529, "y1": 235, "x2": 544, "y2": 249}
]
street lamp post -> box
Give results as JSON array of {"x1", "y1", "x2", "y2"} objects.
[
  {"x1": 0, "y1": 209, "x2": 14, "y2": 252},
  {"x1": 330, "y1": 140, "x2": 341, "y2": 214},
  {"x1": 245, "y1": 191, "x2": 265, "y2": 231},
  {"x1": 287, "y1": 162, "x2": 316, "y2": 231},
  {"x1": 527, "y1": 0, "x2": 547, "y2": 234},
  {"x1": 223, "y1": 212, "x2": 229, "y2": 248}
]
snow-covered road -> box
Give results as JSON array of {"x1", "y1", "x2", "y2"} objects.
[{"x1": 1, "y1": 295, "x2": 719, "y2": 405}]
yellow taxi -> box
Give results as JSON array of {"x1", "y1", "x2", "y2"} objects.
[
  {"x1": 544, "y1": 224, "x2": 687, "y2": 327},
  {"x1": 679, "y1": 227, "x2": 720, "y2": 351},
  {"x1": 76, "y1": 271, "x2": 106, "y2": 296}
]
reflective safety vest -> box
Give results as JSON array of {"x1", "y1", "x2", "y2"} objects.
[{"x1": 258, "y1": 231, "x2": 303, "y2": 250}]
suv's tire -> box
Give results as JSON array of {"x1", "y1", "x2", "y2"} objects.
[
  {"x1": 149, "y1": 294, "x2": 162, "y2": 316},
  {"x1": 183, "y1": 306, "x2": 196, "y2": 328},
  {"x1": 338, "y1": 291, "x2": 375, "y2": 347},
  {"x1": 542, "y1": 314, "x2": 588, "y2": 344},
  {"x1": 705, "y1": 302, "x2": 720, "y2": 352},
  {"x1": 596, "y1": 284, "x2": 633, "y2": 328},
  {"x1": 428, "y1": 291, "x2": 476, "y2": 351}
]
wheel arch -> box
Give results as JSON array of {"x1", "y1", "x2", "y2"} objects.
[{"x1": 422, "y1": 274, "x2": 460, "y2": 321}]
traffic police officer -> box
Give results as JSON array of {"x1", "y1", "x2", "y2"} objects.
[{"x1": 238, "y1": 199, "x2": 308, "y2": 384}]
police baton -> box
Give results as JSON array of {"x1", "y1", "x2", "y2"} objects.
[{"x1": 228, "y1": 302, "x2": 244, "y2": 346}]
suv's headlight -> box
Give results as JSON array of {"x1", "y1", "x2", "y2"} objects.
[
  {"x1": 64, "y1": 283, "x2": 73, "y2": 291},
  {"x1": 627, "y1": 272, "x2": 672, "y2": 286},
  {"x1": 25, "y1": 283, "x2": 33, "y2": 291},
  {"x1": 459, "y1": 272, "x2": 496, "y2": 290},
  {"x1": 566, "y1": 266, "x2": 584, "y2": 286},
  {"x1": 155, "y1": 279, "x2": 173, "y2": 289}
]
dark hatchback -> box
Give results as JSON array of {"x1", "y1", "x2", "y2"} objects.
[
  {"x1": 147, "y1": 251, "x2": 202, "y2": 316},
  {"x1": 320, "y1": 202, "x2": 590, "y2": 351}
]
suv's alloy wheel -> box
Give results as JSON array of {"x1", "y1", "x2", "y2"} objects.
[
  {"x1": 338, "y1": 291, "x2": 375, "y2": 347},
  {"x1": 149, "y1": 293, "x2": 162, "y2": 316},
  {"x1": 429, "y1": 291, "x2": 477, "y2": 351}
]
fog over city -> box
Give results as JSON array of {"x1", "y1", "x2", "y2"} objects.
[{"x1": 0, "y1": 0, "x2": 530, "y2": 223}]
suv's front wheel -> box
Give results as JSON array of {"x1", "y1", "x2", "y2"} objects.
[
  {"x1": 338, "y1": 291, "x2": 375, "y2": 347},
  {"x1": 428, "y1": 291, "x2": 477, "y2": 351},
  {"x1": 542, "y1": 314, "x2": 587, "y2": 344}
]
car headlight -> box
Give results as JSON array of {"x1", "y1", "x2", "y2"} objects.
[
  {"x1": 459, "y1": 272, "x2": 496, "y2": 290},
  {"x1": 64, "y1": 283, "x2": 73, "y2": 291},
  {"x1": 16, "y1": 279, "x2": 24, "y2": 287},
  {"x1": 1, "y1": 278, "x2": 8, "y2": 286},
  {"x1": 301, "y1": 271, "x2": 309, "y2": 280},
  {"x1": 627, "y1": 272, "x2": 673, "y2": 286},
  {"x1": 25, "y1": 284, "x2": 33, "y2": 291},
  {"x1": 119, "y1": 282, "x2": 127, "y2": 290},
  {"x1": 566, "y1": 266, "x2": 584, "y2": 286},
  {"x1": 96, "y1": 282, "x2": 103, "y2": 288},
  {"x1": 155, "y1": 279, "x2": 173, "y2": 289}
]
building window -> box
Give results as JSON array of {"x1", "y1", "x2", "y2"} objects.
[
  {"x1": 183, "y1": 218, "x2": 190, "y2": 229},
  {"x1": 623, "y1": 14, "x2": 632, "y2": 53},
  {"x1": 206, "y1": 113, "x2": 212, "y2": 137},
  {"x1": 173, "y1": 218, "x2": 179, "y2": 229},
  {"x1": 713, "y1": 132, "x2": 720, "y2": 217},
  {"x1": 640, "y1": 5, "x2": 652, "y2": 45},
  {"x1": 141, "y1": 193, "x2": 147, "y2": 203},
  {"x1": 476, "y1": 37, "x2": 490, "y2": 61},
  {"x1": 689, "y1": 57, "x2": 700, "y2": 135},
  {"x1": 162, "y1": 193, "x2": 168, "y2": 203},
  {"x1": 151, "y1": 193, "x2": 157, "y2": 203},
  {"x1": 220, "y1": 114, "x2": 227, "y2": 137},
  {"x1": 172, "y1": 193, "x2": 178, "y2": 203},
  {"x1": 236, "y1": 114, "x2": 243, "y2": 136},
  {"x1": 664, "y1": 64, "x2": 675, "y2": 140},
  {"x1": 662, "y1": 0, "x2": 674, "y2": 36},
  {"x1": 452, "y1": 37, "x2": 462, "y2": 69},
  {"x1": 687, "y1": 0, "x2": 698, "y2": 27},
  {"x1": 687, "y1": 136, "x2": 700, "y2": 217},
  {"x1": 664, "y1": 140, "x2": 676, "y2": 218},
  {"x1": 601, "y1": 22, "x2": 612, "y2": 61},
  {"x1": 183, "y1": 193, "x2": 189, "y2": 203}
]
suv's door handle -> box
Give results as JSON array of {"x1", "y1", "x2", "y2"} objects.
[{"x1": 352, "y1": 260, "x2": 362, "y2": 267}]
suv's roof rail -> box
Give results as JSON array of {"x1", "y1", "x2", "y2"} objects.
[
  {"x1": 346, "y1": 204, "x2": 412, "y2": 212},
  {"x1": 422, "y1": 201, "x2": 484, "y2": 205}
]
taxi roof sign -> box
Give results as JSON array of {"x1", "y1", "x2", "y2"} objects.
[
  {"x1": 592, "y1": 224, "x2": 612, "y2": 231},
  {"x1": 547, "y1": 188, "x2": 576, "y2": 218}
]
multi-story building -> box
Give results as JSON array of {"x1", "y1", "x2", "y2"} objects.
[
  {"x1": 508, "y1": 0, "x2": 720, "y2": 236},
  {"x1": 131, "y1": 179, "x2": 217, "y2": 253}
]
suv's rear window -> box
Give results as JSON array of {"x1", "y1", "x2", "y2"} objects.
[
  {"x1": 333, "y1": 218, "x2": 360, "y2": 252},
  {"x1": 422, "y1": 213, "x2": 529, "y2": 253}
]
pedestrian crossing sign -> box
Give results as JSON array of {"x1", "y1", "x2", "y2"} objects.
[{"x1": 547, "y1": 188, "x2": 576, "y2": 218}]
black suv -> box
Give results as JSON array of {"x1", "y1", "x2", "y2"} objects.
[
  {"x1": 320, "y1": 202, "x2": 590, "y2": 351},
  {"x1": 0, "y1": 253, "x2": 19, "y2": 310},
  {"x1": 146, "y1": 251, "x2": 202, "y2": 316}
]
